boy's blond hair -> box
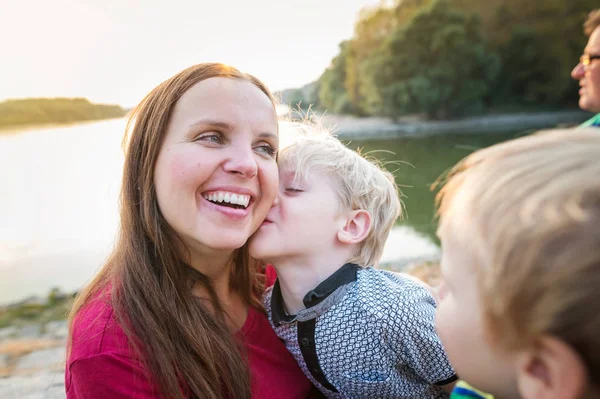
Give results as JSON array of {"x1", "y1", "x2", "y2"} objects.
[
  {"x1": 436, "y1": 128, "x2": 600, "y2": 383},
  {"x1": 278, "y1": 122, "x2": 402, "y2": 267}
]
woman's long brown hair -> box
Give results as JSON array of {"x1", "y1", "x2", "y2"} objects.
[{"x1": 67, "y1": 63, "x2": 276, "y2": 398}]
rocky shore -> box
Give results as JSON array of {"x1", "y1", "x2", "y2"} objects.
[
  {"x1": 311, "y1": 110, "x2": 592, "y2": 139},
  {"x1": 0, "y1": 321, "x2": 67, "y2": 398}
]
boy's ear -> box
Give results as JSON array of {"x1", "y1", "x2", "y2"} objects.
[
  {"x1": 337, "y1": 210, "x2": 371, "y2": 244},
  {"x1": 516, "y1": 336, "x2": 588, "y2": 399}
]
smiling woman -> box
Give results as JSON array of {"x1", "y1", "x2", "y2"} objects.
[{"x1": 65, "y1": 63, "x2": 315, "y2": 399}]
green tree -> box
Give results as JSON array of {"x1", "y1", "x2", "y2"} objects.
[
  {"x1": 451, "y1": 0, "x2": 598, "y2": 107},
  {"x1": 318, "y1": 41, "x2": 358, "y2": 114},
  {"x1": 342, "y1": 1, "x2": 436, "y2": 114},
  {"x1": 344, "y1": 5, "x2": 398, "y2": 114},
  {"x1": 366, "y1": 0, "x2": 499, "y2": 119},
  {"x1": 47, "y1": 287, "x2": 62, "y2": 307}
]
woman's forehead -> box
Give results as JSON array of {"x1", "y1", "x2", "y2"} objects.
[{"x1": 171, "y1": 77, "x2": 276, "y2": 128}]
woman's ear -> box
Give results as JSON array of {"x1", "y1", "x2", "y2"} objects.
[
  {"x1": 516, "y1": 336, "x2": 588, "y2": 399},
  {"x1": 337, "y1": 210, "x2": 371, "y2": 244}
]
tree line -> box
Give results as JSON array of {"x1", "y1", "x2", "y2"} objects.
[
  {"x1": 281, "y1": 0, "x2": 597, "y2": 119},
  {"x1": 0, "y1": 97, "x2": 126, "y2": 128}
]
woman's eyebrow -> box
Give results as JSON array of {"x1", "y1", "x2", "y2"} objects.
[
  {"x1": 187, "y1": 120, "x2": 276, "y2": 140},
  {"x1": 257, "y1": 132, "x2": 277, "y2": 140},
  {"x1": 188, "y1": 119, "x2": 232, "y2": 130}
]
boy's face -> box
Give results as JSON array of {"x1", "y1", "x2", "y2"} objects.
[
  {"x1": 249, "y1": 164, "x2": 348, "y2": 263},
  {"x1": 435, "y1": 218, "x2": 520, "y2": 399}
]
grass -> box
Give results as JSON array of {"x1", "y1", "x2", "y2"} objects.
[{"x1": 0, "y1": 295, "x2": 73, "y2": 329}]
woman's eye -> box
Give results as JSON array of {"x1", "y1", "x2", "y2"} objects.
[
  {"x1": 285, "y1": 188, "x2": 303, "y2": 193},
  {"x1": 256, "y1": 144, "x2": 277, "y2": 157},
  {"x1": 195, "y1": 133, "x2": 223, "y2": 144}
]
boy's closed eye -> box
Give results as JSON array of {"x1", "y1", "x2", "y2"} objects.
[{"x1": 284, "y1": 187, "x2": 303, "y2": 194}]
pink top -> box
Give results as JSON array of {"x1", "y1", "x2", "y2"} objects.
[{"x1": 66, "y1": 278, "x2": 313, "y2": 398}]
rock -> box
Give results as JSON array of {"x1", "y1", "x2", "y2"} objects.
[
  {"x1": 14, "y1": 348, "x2": 65, "y2": 372},
  {"x1": 0, "y1": 353, "x2": 8, "y2": 368},
  {"x1": 44, "y1": 320, "x2": 68, "y2": 339},
  {"x1": 15, "y1": 325, "x2": 42, "y2": 339},
  {"x1": 0, "y1": 370, "x2": 64, "y2": 399},
  {"x1": 0, "y1": 326, "x2": 18, "y2": 340}
]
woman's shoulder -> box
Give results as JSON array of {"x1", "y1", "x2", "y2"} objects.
[
  {"x1": 69, "y1": 292, "x2": 133, "y2": 363},
  {"x1": 66, "y1": 290, "x2": 160, "y2": 398}
]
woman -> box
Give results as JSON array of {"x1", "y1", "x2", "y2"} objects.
[{"x1": 66, "y1": 63, "x2": 315, "y2": 398}]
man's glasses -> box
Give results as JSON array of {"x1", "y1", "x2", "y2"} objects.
[{"x1": 580, "y1": 54, "x2": 600, "y2": 67}]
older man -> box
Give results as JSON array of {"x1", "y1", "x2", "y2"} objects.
[{"x1": 572, "y1": 9, "x2": 600, "y2": 127}]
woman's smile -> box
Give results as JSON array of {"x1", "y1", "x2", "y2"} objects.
[{"x1": 199, "y1": 187, "x2": 256, "y2": 220}]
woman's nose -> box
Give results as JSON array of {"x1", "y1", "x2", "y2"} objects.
[
  {"x1": 224, "y1": 146, "x2": 258, "y2": 178},
  {"x1": 272, "y1": 192, "x2": 281, "y2": 207}
]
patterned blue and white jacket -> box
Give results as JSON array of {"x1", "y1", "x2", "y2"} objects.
[{"x1": 264, "y1": 263, "x2": 457, "y2": 399}]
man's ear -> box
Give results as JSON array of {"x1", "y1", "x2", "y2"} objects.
[
  {"x1": 516, "y1": 336, "x2": 588, "y2": 399},
  {"x1": 337, "y1": 210, "x2": 371, "y2": 244}
]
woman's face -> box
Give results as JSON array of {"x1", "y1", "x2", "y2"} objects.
[{"x1": 154, "y1": 77, "x2": 279, "y2": 260}]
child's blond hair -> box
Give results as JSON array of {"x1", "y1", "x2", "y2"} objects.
[
  {"x1": 436, "y1": 128, "x2": 600, "y2": 383},
  {"x1": 278, "y1": 122, "x2": 402, "y2": 267}
]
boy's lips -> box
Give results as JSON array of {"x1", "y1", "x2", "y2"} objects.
[{"x1": 260, "y1": 218, "x2": 274, "y2": 227}]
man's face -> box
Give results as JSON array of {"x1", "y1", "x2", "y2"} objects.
[{"x1": 572, "y1": 27, "x2": 600, "y2": 113}]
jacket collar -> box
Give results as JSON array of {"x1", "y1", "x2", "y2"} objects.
[{"x1": 271, "y1": 263, "x2": 359, "y2": 326}]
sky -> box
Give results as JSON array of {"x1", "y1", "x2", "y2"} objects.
[{"x1": 0, "y1": 0, "x2": 383, "y2": 107}]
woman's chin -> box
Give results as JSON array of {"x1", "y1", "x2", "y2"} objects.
[{"x1": 248, "y1": 237, "x2": 272, "y2": 260}]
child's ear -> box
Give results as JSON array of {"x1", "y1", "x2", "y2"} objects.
[
  {"x1": 516, "y1": 336, "x2": 588, "y2": 399},
  {"x1": 337, "y1": 210, "x2": 371, "y2": 244}
]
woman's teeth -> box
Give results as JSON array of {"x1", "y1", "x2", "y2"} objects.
[{"x1": 202, "y1": 192, "x2": 250, "y2": 208}]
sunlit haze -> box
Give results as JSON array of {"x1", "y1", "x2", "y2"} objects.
[{"x1": 0, "y1": 0, "x2": 382, "y2": 107}]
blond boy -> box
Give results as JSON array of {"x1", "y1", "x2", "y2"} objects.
[
  {"x1": 435, "y1": 128, "x2": 600, "y2": 399},
  {"x1": 250, "y1": 129, "x2": 456, "y2": 398}
]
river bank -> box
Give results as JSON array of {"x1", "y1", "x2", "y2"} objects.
[
  {"x1": 314, "y1": 109, "x2": 592, "y2": 140},
  {"x1": 0, "y1": 320, "x2": 66, "y2": 399}
]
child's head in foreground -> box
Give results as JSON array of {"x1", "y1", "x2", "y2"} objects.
[
  {"x1": 435, "y1": 128, "x2": 600, "y2": 399},
  {"x1": 250, "y1": 123, "x2": 402, "y2": 267}
]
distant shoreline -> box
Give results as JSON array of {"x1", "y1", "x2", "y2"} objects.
[{"x1": 0, "y1": 98, "x2": 127, "y2": 133}]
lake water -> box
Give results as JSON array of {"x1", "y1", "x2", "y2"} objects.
[{"x1": 0, "y1": 118, "x2": 526, "y2": 304}]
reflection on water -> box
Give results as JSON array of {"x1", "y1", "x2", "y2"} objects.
[
  {"x1": 345, "y1": 130, "x2": 529, "y2": 242},
  {"x1": 0, "y1": 119, "x2": 525, "y2": 304},
  {"x1": 0, "y1": 119, "x2": 126, "y2": 304}
]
